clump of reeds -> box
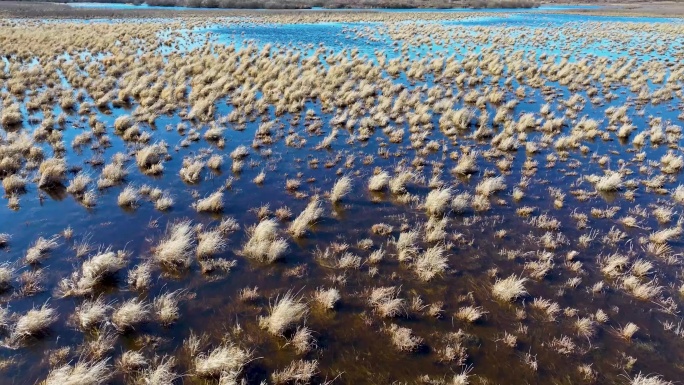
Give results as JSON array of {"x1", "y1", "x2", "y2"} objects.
[
  {"x1": 38, "y1": 158, "x2": 67, "y2": 188},
  {"x1": 1, "y1": 103, "x2": 22, "y2": 127},
  {"x1": 425, "y1": 187, "x2": 452, "y2": 216},
  {"x1": 629, "y1": 373, "x2": 672, "y2": 385},
  {"x1": 492, "y1": 275, "x2": 528, "y2": 302},
  {"x1": 259, "y1": 291, "x2": 308, "y2": 336},
  {"x1": 329, "y1": 176, "x2": 352, "y2": 203},
  {"x1": 288, "y1": 197, "x2": 323, "y2": 238},
  {"x1": 179, "y1": 158, "x2": 204, "y2": 184},
  {"x1": 369, "y1": 286, "x2": 405, "y2": 318},
  {"x1": 67, "y1": 172, "x2": 91, "y2": 196},
  {"x1": 74, "y1": 296, "x2": 110, "y2": 330},
  {"x1": 153, "y1": 220, "x2": 194, "y2": 270},
  {"x1": 456, "y1": 306, "x2": 487, "y2": 323},
  {"x1": 138, "y1": 356, "x2": 178, "y2": 384},
  {"x1": 59, "y1": 249, "x2": 126, "y2": 296},
  {"x1": 42, "y1": 359, "x2": 111, "y2": 385},
  {"x1": 10, "y1": 303, "x2": 57, "y2": 341},
  {"x1": 368, "y1": 171, "x2": 390, "y2": 192},
  {"x1": 475, "y1": 176, "x2": 506, "y2": 197},
  {"x1": 2, "y1": 174, "x2": 26, "y2": 195},
  {"x1": 271, "y1": 360, "x2": 318, "y2": 385},
  {"x1": 591, "y1": 172, "x2": 622, "y2": 192},
  {"x1": 195, "y1": 343, "x2": 251, "y2": 378},
  {"x1": 387, "y1": 323, "x2": 422, "y2": 352},
  {"x1": 313, "y1": 287, "x2": 340, "y2": 310},
  {"x1": 112, "y1": 298, "x2": 149, "y2": 332},
  {"x1": 117, "y1": 350, "x2": 147, "y2": 373},
  {"x1": 0, "y1": 263, "x2": 13, "y2": 291},
  {"x1": 194, "y1": 189, "x2": 224, "y2": 213},
  {"x1": 25, "y1": 235, "x2": 59, "y2": 264},
  {"x1": 136, "y1": 143, "x2": 166, "y2": 175},
  {"x1": 97, "y1": 156, "x2": 127, "y2": 189},
  {"x1": 117, "y1": 185, "x2": 139, "y2": 208},
  {"x1": 154, "y1": 291, "x2": 181, "y2": 326},
  {"x1": 242, "y1": 219, "x2": 288, "y2": 263},
  {"x1": 414, "y1": 246, "x2": 448, "y2": 281}
]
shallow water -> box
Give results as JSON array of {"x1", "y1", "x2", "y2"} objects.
[{"x1": 1, "y1": 8, "x2": 684, "y2": 385}]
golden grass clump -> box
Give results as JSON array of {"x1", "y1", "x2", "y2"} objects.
[
  {"x1": 197, "y1": 229, "x2": 226, "y2": 258},
  {"x1": 153, "y1": 291, "x2": 181, "y2": 326},
  {"x1": 425, "y1": 187, "x2": 452, "y2": 216},
  {"x1": 25, "y1": 235, "x2": 59, "y2": 264},
  {"x1": 672, "y1": 185, "x2": 684, "y2": 204},
  {"x1": 592, "y1": 171, "x2": 622, "y2": 192},
  {"x1": 1, "y1": 103, "x2": 22, "y2": 126},
  {"x1": 492, "y1": 275, "x2": 528, "y2": 302},
  {"x1": 329, "y1": 176, "x2": 352, "y2": 203},
  {"x1": 387, "y1": 323, "x2": 423, "y2": 352},
  {"x1": 475, "y1": 176, "x2": 506, "y2": 197},
  {"x1": 179, "y1": 159, "x2": 204, "y2": 184},
  {"x1": 195, "y1": 343, "x2": 251, "y2": 378},
  {"x1": 271, "y1": 359, "x2": 318, "y2": 385},
  {"x1": 260, "y1": 291, "x2": 308, "y2": 336},
  {"x1": 74, "y1": 297, "x2": 110, "y2": 330},
  {"x1": 455, "y1": 306, "x2": 486, "y2": 323},
  {"x1": 117, "y1": 185, "x2": 139, "y2": 208},
  {"x1": 135, "y1": 143, "x2": 166, "y2": 174},
  {"x1": 288, "y1": 196, "x2": 324, "y2": 238},
  {"x1": 112, "y1": 298, "x2": 149, "y2": 332},
  {"x1": 153, "y1": 220, "x2": 195, "y2": 270},
  {"x1": 660, "y1": 152, "x2": 683, "y2": 174},
  {"x1": 389, "y1": 170, "x2": 414, "y2": 194},
  {"x1": 67, "y1": 172, "x2": 91, "y2": 195},
  {"x1": 194, "y1": 190, "x2": 224, "y2": 213},
  {"x1": 139, "y1": 356, "x2": 178, "y2": 384},
  {"x1": 42, "y1": 359, "x2": 111, "y2": 385},
  {"x1": 11, "y1": 303, "x2": 57, "y2": 341},
  {"x1": 414, "y1": 246, "x2": 448, "y2": 281},
  {"x1": 38, "y1": 158, "x2": 67, "y2": 188},
  {"x1": 0, "y1": 263, "x2": 13, "y2": 291},
  {"x1": 97, "y1": 159, "x2": 128, "y2": 189},
  {"x1": 59, "y1": 249, "x2": 126, "y2": 296},
  {"x1": 368, "y1": 171, "x2": 390, "y2": 192},
  {"x1": 313, "y1": 287, "x2": 340, "y2": 310},
  {"x1": 629, "y1": 373, "x2": 672, "y2": 385},
  {"x1": 369, "y1": 286, "x2": 405, "y2": 318},
  {"x1": 242, "y1": 219, "x2": 288, "y2": 263},
  {"x1": 230, "y1": 145, "x2": 249, "y2": 160},
  {"x1": 2, "y1": 174, "x2": 26, "y2": 194}
]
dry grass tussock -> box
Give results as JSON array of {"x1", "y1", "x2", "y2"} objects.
[
  {"x1": 112, "y1": 298, "x2": 149, "y2": 332},
  {"x1": 288, "y1": 196, "x2": 324, "y2": 237},
  {"x1": 259, "y1": 290, "x2": 308, "y2": 335},
  {"x1": 59, "y1": 249, "x2": 126, "y2": 296},
  {"x1": 195, "y1": 343, "x2": 251, "y2": 378},
  {"x1": 242, "y1": 219, "x2": 288, "y2": 263},
  {"x1": 42, "y1": 359, "x2": 111, "y2": 385},
  {"x1": 329, "y1": 176, "x2": 352, "y2": 203},
  {"x1": 194, "y1": 189, "x2": 224, "y2": 213},
  {"x1": 10, "y1": 303, "x2": 57, "y2": 342},
  {"x1": 272, "y1": 359, "x2": 318, "y2": 385},
  {"x1": 492, "y1": 275, "x2": 528, "y2": 302},
  {"x1": 153, "y1": 220, "x2": 194, "y2": 270}
]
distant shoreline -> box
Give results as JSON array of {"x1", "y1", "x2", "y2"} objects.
[{"x1": 39, "y1": 0, "x2": 543, "y2": 10}]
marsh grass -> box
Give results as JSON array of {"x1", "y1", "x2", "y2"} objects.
[
  {"x1": 153, "y1": 220, "x2": 194, "y2": 270},
  {"x1": 10, "y1": 303, "x2": 57, "y2": 342},
  {"x1": 260, "y1": 291, "x2": 308, "y2": 336},
  {"x1": 288, "y1": 196, "x2": 324, "y2": 237},
  {"x1": 242, "y1": 219, "x2": 288, "y2": 263}
]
